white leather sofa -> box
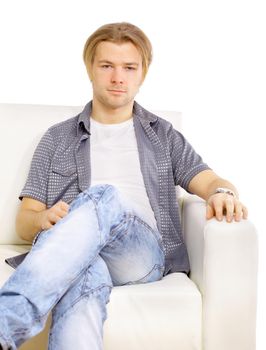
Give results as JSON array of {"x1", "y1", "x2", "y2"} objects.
[{"x1": 0, "y1": 103, "x2": 258, "y2": 350}]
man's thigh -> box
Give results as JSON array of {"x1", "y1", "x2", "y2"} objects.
[{"x1": 100, "y1": 213, "x2": 165, "y2": 286}]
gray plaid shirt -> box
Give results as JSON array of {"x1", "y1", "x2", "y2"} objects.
[{"x1": 17, "y1": 101, "x2": 210, "y2": 275}]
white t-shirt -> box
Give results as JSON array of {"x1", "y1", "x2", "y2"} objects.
[{"x1": 90, "y1": 117, "x2": 157, "y2": 229}]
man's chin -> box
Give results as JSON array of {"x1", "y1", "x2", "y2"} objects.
[{"x1": 104, "y1": 97, "x2": 132, "y2": 110}]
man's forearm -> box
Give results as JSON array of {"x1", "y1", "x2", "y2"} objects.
[
  {"x1": 188, "y1": 169, "x2": 239, "y2": 201},
  {"x1": 188, "y1": 170, "x2": 247, "y2": 222},
  {"x1": 16, "y1": 209, "x2": 44, "y2": 243}
]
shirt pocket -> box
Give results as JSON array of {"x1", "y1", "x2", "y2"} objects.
[
  {"x1": 51, "y1": 163, "x2": 77, "y2": 177},
  {"x1": 48, "y1": 162, "x2": 78, "y2": 206}
]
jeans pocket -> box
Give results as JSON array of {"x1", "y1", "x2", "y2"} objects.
[{"x1": 132, "y1": 216, "x2": 164, "y2": 251}]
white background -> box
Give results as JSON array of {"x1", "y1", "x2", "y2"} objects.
[{"x1": 0, "y1": 0, "x2": 265, "y2": 347}]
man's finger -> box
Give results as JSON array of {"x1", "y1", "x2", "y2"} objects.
[
  {"x1": 225, "y1": 197, "x2": 235, "y2": 222},
  {"x1": 242, "y1": 205, "x2": 248, "y2": 219},
  {"x1": 57, "y1": 206, "x2": 69, "y2": 217},
  {"x1": 213, "y1": 200, "x2": 223, "y2": 221},
  {"x1": 49, "y1": 212, "x2": 62, "y2": 225},
  {"x1": 53, "y1": 204, "x2": 69, "y2": 218},
  {"x1": 45, "y1": 222, "x2": 54, "y2": 230},
  {"x1": 206, "y1": 204, "x2": 214, "y2": 219},
  {"x1": 234, "y1": 202, "x2": 243, "y2": 221},
  {"x1": 59, "y1": 201, "x2": 70, "y2": 211}
]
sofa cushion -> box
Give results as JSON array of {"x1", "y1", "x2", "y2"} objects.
[{"x1": 103, "y1": 273, "x2": 202, "y2": 350}]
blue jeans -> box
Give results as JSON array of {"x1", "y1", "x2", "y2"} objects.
[{"x1": 0, "y1": 185, "x2": 165, "y2": 350}]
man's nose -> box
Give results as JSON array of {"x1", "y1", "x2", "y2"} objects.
[{"x1": 111, "y1": 67, "x2": 124, "y2": 84}]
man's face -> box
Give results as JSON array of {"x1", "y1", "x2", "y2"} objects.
[{"x1": 89, "y1": 41, "x2": 144, "y2": 111}]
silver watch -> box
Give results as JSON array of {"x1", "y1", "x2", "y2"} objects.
[{"x1": 215, "y1": 187, "x2": 236, "y2": 198}]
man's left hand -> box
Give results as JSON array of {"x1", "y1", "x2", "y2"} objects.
[{"x1": 206, "y1": 193, "x2": 248, "y2": 222}]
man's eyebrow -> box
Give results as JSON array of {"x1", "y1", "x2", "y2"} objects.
[{"x1": 98, "y1": 60, "x2": 139, "y2": 66}]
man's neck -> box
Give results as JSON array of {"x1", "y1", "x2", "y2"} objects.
[{"x1": 90, "y1": 99, "x2": 134, "y2": 124}]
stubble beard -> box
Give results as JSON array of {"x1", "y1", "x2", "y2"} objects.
[{"x1": 97, "y1": 91, "x2": 134, "y2": 111}]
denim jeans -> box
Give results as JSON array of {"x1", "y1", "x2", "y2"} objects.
[{"x1": 0, "y1": 184, "x2": 165, "y2": 350}]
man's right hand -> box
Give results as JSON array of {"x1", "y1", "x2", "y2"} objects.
[
  {"x1": 38, "y1": 200, "x2": 70, "y2": 230},
  {"x1": 16, "y1": 197, "x2": 70, "y2": 243}
]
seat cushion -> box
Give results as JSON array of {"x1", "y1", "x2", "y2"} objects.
[
  {"x1": 0, "y1": 245, "x2": 202, "y2": 350},
  {"x1": 104, "y1": 273, "x2": 202, "y2": 350}
]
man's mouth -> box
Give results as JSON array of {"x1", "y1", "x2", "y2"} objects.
[{"x1": 108, "y1": 89, "x2": 126, "y2": 94}]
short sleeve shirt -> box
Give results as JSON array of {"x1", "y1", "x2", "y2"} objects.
[{"x1": 19, "y1": 101, "x2": 211, "y2": 275}]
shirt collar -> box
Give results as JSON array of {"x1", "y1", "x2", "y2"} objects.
[
  {"x1": 77, "y1": 100, "x2": 158, "y2": 135},
  {"x1": 77, "y1": 101, "x2": 93, "y2": 135}
]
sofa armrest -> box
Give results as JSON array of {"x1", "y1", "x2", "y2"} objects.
[{"x1": 182, "y1": 194, "x2": 258, "y2": 350}]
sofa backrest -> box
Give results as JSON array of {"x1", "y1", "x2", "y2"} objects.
[{"x1": 0, "y1": 103, "x2": 182, "y2": 244}]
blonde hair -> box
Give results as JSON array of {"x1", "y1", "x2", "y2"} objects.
[{"x1": 83, "y1": 22, "x2": 153, "y2": 80}]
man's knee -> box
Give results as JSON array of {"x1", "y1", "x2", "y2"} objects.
[
  {"x1": 70, "y1": 184, "x2": 118, "y2": 211},
  {"x1": 84, "y1": 184, "x2": 118, "y2": 203}
]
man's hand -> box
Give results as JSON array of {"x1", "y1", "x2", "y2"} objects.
[
  {"x1": 16, "y1": 197, "x2": 70, "y2": 242},
  {"x1": 38, "y1": 200, "x2": 70, "y2": 230},
  {"x1": 206, "y1": 193, "x2": 248, "y2": 222}
]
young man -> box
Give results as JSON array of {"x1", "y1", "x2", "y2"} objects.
[{"x1": 0, "y1": 22, "x2": 247, "y2": 349}]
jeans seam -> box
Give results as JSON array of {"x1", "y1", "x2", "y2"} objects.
[
  {"x1": 81, "y1": 283, "x2": 112, "y2": 296},
  {"x1": 0, "y1": 330, "x2": 8, "y2": 343},
  {"x1": 124, "y1": 264, "x2": 164, "y2": 285},
  {"x1": 91, "y1": 184, "x2": 114, "y2": 205},
  {"x1": 80, "y1": 254, "x2": 101, "y2": 293},
  {"x1": 105, "y1": 214, "x2": 129, "y2": 247},
  {"x1": 35, "y1": 246, "x2": 106, "y2": 320},
  {"x1": 110, "y1": 214, "x2": 129, "y2": 234},
  {"x1": 52, "y1": 284, "x2": 112, "y2": 324},
  {"x1": 132, "y1": 215, "x2": 165, "y2": 251},
  {"x1": 90, "y1": 185, "x2": 117, "y2": 245}
]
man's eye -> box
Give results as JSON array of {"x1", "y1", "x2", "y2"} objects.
[
  {"x1": 125, "y1": 67, "x2": 136, "y2": 70},
  {"x1": 102, "y1": 65, "x2": 111, "y2": 68}
]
